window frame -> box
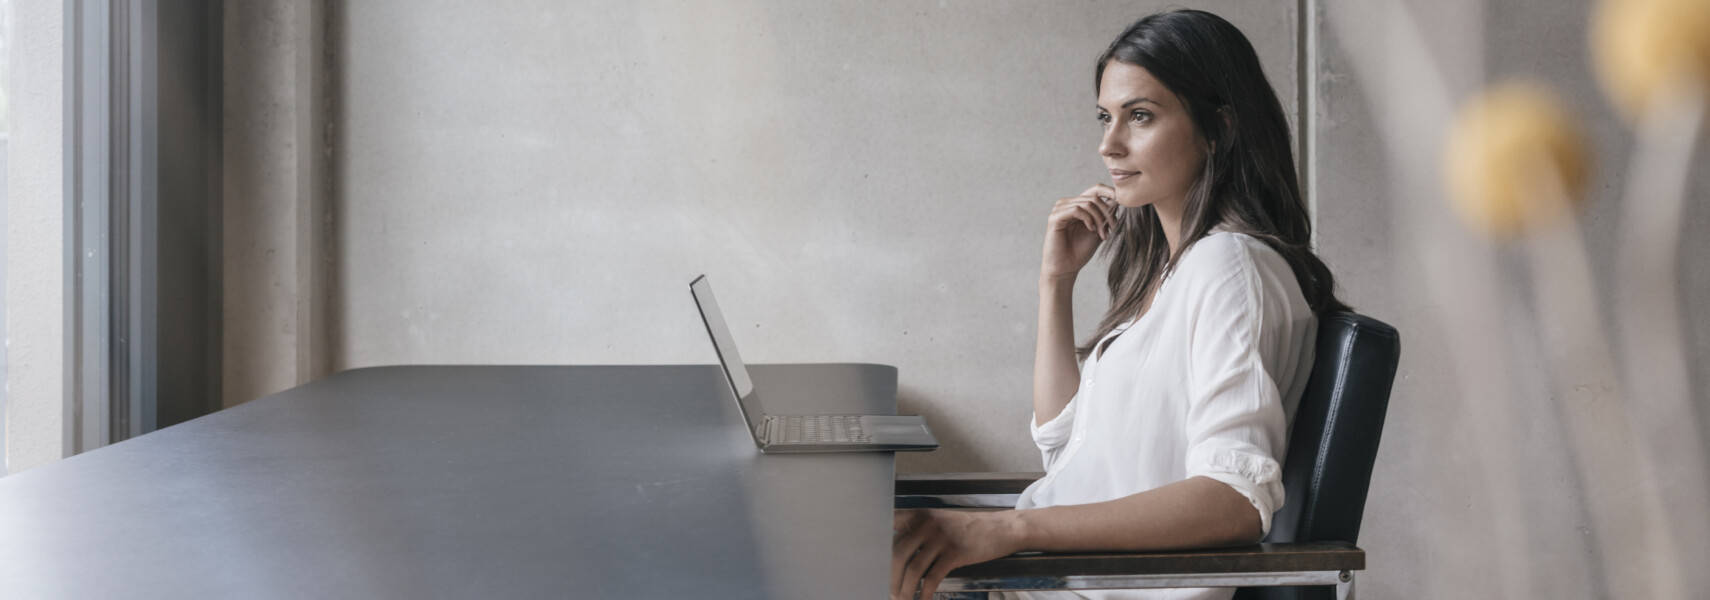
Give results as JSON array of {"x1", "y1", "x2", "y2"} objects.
[{"x1": 63, "y1": 0, "x2": 220, "y2": 455}]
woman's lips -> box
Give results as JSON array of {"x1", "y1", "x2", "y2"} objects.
[{"x1": 1110, "y1": 169, "x2": 1138, "y2": 183}]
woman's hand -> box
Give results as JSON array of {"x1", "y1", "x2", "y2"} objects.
[
  {"x1": 1042, "y1": 185, "x2": 1118, "y2": 282},
  {"x1": 891, "y1": 508, "x2": 1026, "y2": 600}
]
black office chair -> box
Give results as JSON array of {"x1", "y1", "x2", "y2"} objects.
[{"x1": 896, "y1": 312, "x2": 1401, "y2": 599}]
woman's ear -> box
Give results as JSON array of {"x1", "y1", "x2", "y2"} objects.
[{"x1": 1211, "y1": 106, "x2": 1235, "y2": 152}]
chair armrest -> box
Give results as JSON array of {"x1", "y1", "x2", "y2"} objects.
[
  {"x1": 895, "y1": 472, "x2": 1044, "y2": 496},
  {"x1": 949, "y1": 541, "x2": 1363, "y2": 578},
  {"x1": 939, "y1": 541, "x2": 1363, "y2": 593}
]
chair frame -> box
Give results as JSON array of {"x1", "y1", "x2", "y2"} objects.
[{"x1": 896, "y1": 473, "x2": 1359, "y2": 599}]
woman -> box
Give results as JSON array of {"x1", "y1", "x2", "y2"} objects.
[{"x1": 891, "y1": 9, "x2": 1348, "y2": 600}]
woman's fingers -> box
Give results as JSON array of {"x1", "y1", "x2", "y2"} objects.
[
  {"x1": 918, "y1": 556, "x2": 963, "y2": 600},
  {"x1": 1064, "y1": 202, "x2": 1111, "y2": 239},
  {"x1": 1053, "y1": 200, "x2": 1106, "y2": 236},
  {"x1": 891, "y1": 529, "x2": 927, "y2": 597},
  {"x1": 1071, "y1": 204, "x2": 1106, "y2": 239},
  {"x1": 1093, "y1": 197, "x2": 1117, "y2": 236},
  {"x1": 1079, "y1": 184, "x2": 1117, "y2": 201},
  {"x1": 1086, "y1": 184, "x2": 1118, "y2": 224},
  {"x1": 1054, "y1": 190, "x2": 1118, "y2": 238},
  {"x1": 899, "y1": 538, "x2": 948, "y2": 600},
  {"x1": 1073, "y1": 203, "x2": 1114, "y2": 239},
  {"x1": 1078, "y1": 184, "x2": 1118, "y2": 205},
  {"x1": 891, "y1": 510, "x2": 933, "y2": 598}
]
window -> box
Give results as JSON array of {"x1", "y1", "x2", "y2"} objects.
[{"x1": 60, "y1": 0, "x2": 221, "y2": 459}]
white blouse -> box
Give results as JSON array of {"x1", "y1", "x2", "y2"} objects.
[{"x1": 1005, "y1": 230, "x2": 1318, "y2": 600}]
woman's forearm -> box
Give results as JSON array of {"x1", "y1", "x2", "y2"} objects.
[
  {"x1": 1033, "y1": 276, "x2": 1082, "y2": 425},
  {"x1": 1012, "y1": 476, "x2": 1264, "y2": 552}
]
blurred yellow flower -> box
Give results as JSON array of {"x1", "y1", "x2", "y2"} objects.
[
  {"x1": 1593, "y1": 0, "x2": 1710, "y2": 120},
  {"x1": 1444, "y1": 83, "x2": 1591, "y2": 238}
]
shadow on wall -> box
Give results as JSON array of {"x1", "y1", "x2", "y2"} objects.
[{"x1": 895, "y1": 385, "x2": 1000, "y2": 475}]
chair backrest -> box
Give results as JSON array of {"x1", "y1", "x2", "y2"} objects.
[
  {"x1": 1234, "y1": 312, "x2": 1399, "y2": 600},
  {"x1": 1264, "y1": 311, "x2": 1401, "y2": 545}
]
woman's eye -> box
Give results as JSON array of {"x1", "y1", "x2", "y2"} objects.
[
  {"x1": 1096, "y1": 112, "x2": 1112, "y2": 126},
  {"x1": 1130, "y1": 110, "x2": 1152, "y2": 124}
]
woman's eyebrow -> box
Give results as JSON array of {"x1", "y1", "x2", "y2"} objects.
[{"x1": 1096, "y1": 97, "x2": 1163, "y2": 111}]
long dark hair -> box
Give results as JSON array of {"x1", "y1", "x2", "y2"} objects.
[{"x1": 1079, "y1": 9, "x2": 1349, "y2": 360}]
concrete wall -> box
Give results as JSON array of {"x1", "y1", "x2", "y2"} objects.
[
  {"x1": 223, "y1": 0, "x2": 332, "y2": 409},
  {"x1": 223, "y1": 0, "x2": 303, "y2": 407},
  {"x1": 4, "y1": 0, "x2": 60, "y2": 474},
  {"x1": 329, "y1": 0, "x2": 1301, "y2": 475}
]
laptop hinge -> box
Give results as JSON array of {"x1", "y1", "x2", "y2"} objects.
[{"x1": 758, "y1": 417, "x2": 774, "y2": 444}]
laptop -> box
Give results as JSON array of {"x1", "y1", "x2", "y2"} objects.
[{"x1": 689, "y1": 275, "x2": 939, "y2": 453}]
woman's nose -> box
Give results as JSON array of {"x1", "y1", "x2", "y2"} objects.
[{"x1": 1099, "y1": 127, "x2": 1126, "y2": 157}]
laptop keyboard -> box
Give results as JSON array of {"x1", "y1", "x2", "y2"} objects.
[{"x1": 779, "y1": 415, "x2": 871, "y2": 444}]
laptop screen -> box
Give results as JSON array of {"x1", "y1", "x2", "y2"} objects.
[{"x1": 689, "y1": 275, "x2": 767, "y2": 435}]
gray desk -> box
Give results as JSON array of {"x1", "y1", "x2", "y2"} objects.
[{"x1": 0, "y1": 364, "x2": 899, "y2": 599}]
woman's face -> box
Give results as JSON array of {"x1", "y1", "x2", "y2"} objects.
[{"x1": 1096, "y1": 61, "x2": 1207, "y2": 211}]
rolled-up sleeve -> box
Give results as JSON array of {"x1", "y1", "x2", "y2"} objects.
[
  {"x1": 1030, "y1": 396, "x2": 1078, "y2": 471},
  {"x1": 1181, "y1": 255, "x2": 1291, "y2": 538}
]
